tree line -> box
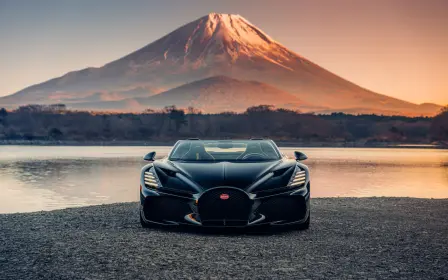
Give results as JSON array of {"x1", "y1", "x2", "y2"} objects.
[{"x1": 0, "y1": 104, "x2": 446, "y2": 144}]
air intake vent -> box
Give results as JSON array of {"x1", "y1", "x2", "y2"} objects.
[
  {"x1": 159, "y1": 167, "x2": 176, "y2": 177},
  {"x1": 272, "y1": 167, "x2": 291, "y2": 177}
]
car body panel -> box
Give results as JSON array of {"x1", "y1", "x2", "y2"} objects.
[{"x1": 166, "y1": 160, "x2": 283, "y2": 190}]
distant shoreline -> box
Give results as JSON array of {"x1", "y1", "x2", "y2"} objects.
[{"x1": 0, "y1": 139, "x2": 446, "y2": 149}]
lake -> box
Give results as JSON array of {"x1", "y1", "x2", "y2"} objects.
[{"x1": 0, "y1": 146, "x2": 447, "y2": 213}]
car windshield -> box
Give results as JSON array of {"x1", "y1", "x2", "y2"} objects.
[{"x1": 169, "y1": 140, "x2": 281, "y2": 162}]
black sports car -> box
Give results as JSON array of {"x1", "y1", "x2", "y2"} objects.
[{"x1": 139, "y1": 139, "x2": 310, "y2": 229}]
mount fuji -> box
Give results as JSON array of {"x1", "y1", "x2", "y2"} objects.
[{"x1": 0, "y1": 13, "x2": 441, "y2": 115}]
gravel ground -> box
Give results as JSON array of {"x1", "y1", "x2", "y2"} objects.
[{"x1": 1, "y1": 198, "x2": 447, "y2": 280}]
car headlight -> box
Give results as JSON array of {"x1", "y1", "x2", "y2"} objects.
[
  {"x1": 288, "y1": 167, "x2": 306, "y2": 188},
  {"x1": 143, "y1": 168, "x2": 160, "y2": 189}
]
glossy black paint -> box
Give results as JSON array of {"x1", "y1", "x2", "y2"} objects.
[
  {"x1": 294, "y1": 151, "x2": 308, "y2": 161},
  {"x1": 139, "y1": 141, "x2": 310, "y2": 228},
  {"x1": 143, "y1": 151, "x2": 156, "y2": 162},
  {"x1": 168, "y1": 160, "x2": 283, "y2": 190}
]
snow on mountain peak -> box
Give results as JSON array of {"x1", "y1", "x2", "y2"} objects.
[
  {"x1": 199, "y1": 13, "x2": 276, "y2": 47},
  {"x1": 164, "y1": 12, "x2": 296, "y2": 67},
  {"x1": 110, "y1": 12, "x2": 300, "y2": 73}
]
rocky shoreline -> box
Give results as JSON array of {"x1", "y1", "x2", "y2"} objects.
[{"x1": 1, "y1": 198, "x2": 447, "y2": 279}]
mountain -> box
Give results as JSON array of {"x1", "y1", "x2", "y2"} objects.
[
  {"x1": 68, "y1": 76, "x2": 320, "y2": 113},
  {"x1": 134, "y1": 76, "x2": 314, "y2": 113},
  {"x1": 0, "y1": 13, "x2": 441, "y2": 115}
]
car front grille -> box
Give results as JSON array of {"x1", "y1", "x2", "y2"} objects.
[{"x1": 198, "y1": 187, "x2": 253, "y2": 223}]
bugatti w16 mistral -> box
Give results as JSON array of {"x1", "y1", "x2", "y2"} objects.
[{"x1": 139, "y1": 139, "x2": 310, "y2": 229}]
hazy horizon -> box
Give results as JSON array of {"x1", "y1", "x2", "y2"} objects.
[{"x1": 0, "y1": 0, "x2": 447, "y2": 105}]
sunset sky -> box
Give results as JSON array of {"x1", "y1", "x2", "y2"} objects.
[{"x1": 0, "y1": 0, "x2": 447, "y2": 105}]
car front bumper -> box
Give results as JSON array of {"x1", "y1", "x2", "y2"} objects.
[{"x1": 140, "y1": 184, "x2": 310, "y2": 228}]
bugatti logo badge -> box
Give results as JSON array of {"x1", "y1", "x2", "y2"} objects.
[{"x1": 220, "y1": 194, "x2": 230, "y2": 200}]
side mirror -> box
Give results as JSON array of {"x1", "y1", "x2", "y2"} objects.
[
  {"x1": 143, "y1": 151, "x2": 156, "y2": 162},
  {"x1": 294, "y1": 151, "x2": 308, "y2": 161}
]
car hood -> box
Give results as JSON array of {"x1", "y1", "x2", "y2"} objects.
[{"x1": 165, "y1": 160, "x2": 284, "y2": 190}]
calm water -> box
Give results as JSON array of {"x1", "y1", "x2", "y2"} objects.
[{"x1": 0, "y1": 146, "x2": 447, "y2": 213}]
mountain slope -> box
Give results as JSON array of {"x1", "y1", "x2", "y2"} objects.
[
  {"x1": 0, "y1": 13, "x2": 441, "y2": 115},
  {"x1": 136, "y1": 76, "x2": 312, "y2": 113},
  {"x1": 67, "y1": 76, "x2": 316, "y2": 113}
]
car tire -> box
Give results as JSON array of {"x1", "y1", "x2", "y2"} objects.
[
  {"x1": 140, "y1": 212, "x2": 152, "y2": 228},
  {"x1": 296, "y1": 214, "x2": 310, "y2": 230}
]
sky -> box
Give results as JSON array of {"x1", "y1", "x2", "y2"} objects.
[{"x1": 0, "y1": 0, "x2": 447, "y2": 105}]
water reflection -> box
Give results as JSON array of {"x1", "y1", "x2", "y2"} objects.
[
  {"x1": 0, "y1": 158, "x2": 143, "y2": 213},
  {"x1": 282, "y1": 148, "x2": 448, "y2": 198},
  {"x1": 0, "y1": 146, "x2": 447, "y2": 213}
]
